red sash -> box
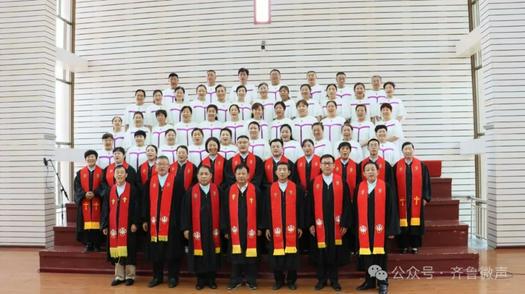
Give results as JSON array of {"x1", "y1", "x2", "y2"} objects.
[
  {"x1": 105, "y1": 161, "x2": 130, "y2": 186},
  {"x1": 313, "y1": 174, "x2": 344, "y2": 248},
  {"x1": 140, "y1": 161, "x2": 157, "y2": 185},
  {"x1": 264, "y1": 156, "x2": 289, "y2": 183},
  {"x1": 361, "y1": 157, "x2": 386, "y2": 181},
  {"x1": 357, "y1": 180, "x2": 386, "y2": 255},
  {"x1": 191, "y1": 184, "x2": 221, "y2": 256},
  {"x1": 296, "y1": 155, "x2": 321, "y2": 189},
  {"x1": 229, "y1": 183, "x2": 258, "y2": 257},
  {"x1": 169, "y1": 162, "x2": 194, "y2": 190},
  {"x1": 396, "y1": 158, "x2": 423, "y2": 227},
  {"x1": 334, "y1": 158, "x2": 358, "y2": 197},
  {"x1": 231, "y1": 153, "x2": 256, "y2": 181},
  {"x1": 149, "y1": 173, "x2": 176, "y2": 242},
  {"x1": 201, "y1": 155, "x2": 225, "y2": 186},
  {"x1": 80, "y1": 166, "x2": 103, "y2": 230},
  {"x1": 270, "y1": 181, "x2": 297, "y2": 255},
  {"x1": 108, "y1": 182, "x2": 131, "y2": 258}
]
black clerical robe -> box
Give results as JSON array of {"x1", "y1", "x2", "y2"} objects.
[
  {"x1": 74, "y1": 167, "x2": 107, "y2": 243},
  {"x1": 224, "y1": 154, "x2": 264, "y2": 188}
]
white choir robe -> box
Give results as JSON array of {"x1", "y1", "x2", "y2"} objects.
[
  {"x1": 219, "y1": 144, "x2": 239, "y2": 160},
  {"x1": 126, "y1": 145, "x2": 147, "y2": 171},
  {"x1": 168, "y1": 102, "x2": 187, "y2": 124},
  {"x1": 244, "y1": 119, "x2": 270, "y2": 141},
  {"x1": 228, "y1": 83, "x2": 257, "y2": 103},
  {"x1": 215, "y1": 101, "x2": 230, "y2": 122},
  {"x1": 163, "y1": 88, "x2": 190, "y2": 105},
  {"x1": 188, "y1": 144, "x2": 208, "y2": 166},
  {"x1": 351, "y1": 120, "x2": 376, "y2": 149},
  {"x1": 205, "y1": 84, "x2": 218, "y2": 105},
  {"x1": 363, "y1": 142, "x2": 401, "y2": 166},
  {"x1": 320, "y1": 98, "x2": 345, "y2": 118},
  {"x1": 378, "y1": 97, "x2": 407, "y2": 121},
  {"x1": 313, "y1": 139, "x2": 333, "y2": 157},
  {"x1": 123, "y1": 104, "x2": 147, "y2": 127},
  {"x1": 366, "y1": 89, "x2": 386, "y2": 104},
  {"x1": 158, "y1": 144, "x2": 179, "y2": 164},
  {"x1": 377, "y1": 119, "x2": 405, "y2": 148},
  {"x1": 232, "y1": 102, "x2": 252, "y2": 121},
  {"x1": 305, "y1": 99, "x2": 323, "y2": 118},
  {"x1": 283, "y1": 140, "x2": 304, "y2": 162},
  {"x1": 97, "y1": 149, "x2": 114, "y2": 169},
  {"x1": 249, "y1": 139, "x2": 271, "y2": 160},
  {"x1": 321, "y1": 116, "x2": 346, "y2": 142},
  {"x1": 270, "y1": 118, "x2": 294, "y2": 140},
  {"x1": 151, "y1": 124, "x2": 174, "y2": 147},
  {"x1": 292, "y1": 116, "x2": 317, "y2": 145},
  {"x1": 332, "y1": 139, "x2": 363, "y2": 163},
  {"x1": 268, "y1": 83, "x2": 285, "y2": 100},
  {"x1": 199, "y1": 120, "x2": 224, "y2": 141},
  {"x1": 224, "y1": 120, "x2": 247, "y2": 143},
  {"x1": 146, "y1": 104, "x2": 171, "y2": 127},
  {"x1": 336, "y1": 86, "x2": 353, "y2": 100},
  {"x1": 190, "y1": 99, "x2": 209, "y2": 124},
  {"x1": 309, "y1": 84, "x2": 325, "y2": 103},
  {"x1": 126, "y1": 127, "x2": 151, "y2": 147},
  {"x1": 282, "y1": 99, "x2": 298, "y2": 119},
  {"x1": 252, "y1": 97, "x2": 276, "y2": 123},
  {"x1": 111, "y1": 130, "x2": 128, "y2": 149},
  {"x1": 349, "y1": 98, "x2": 377, "y2": 122},
  {"x1": 174, "y1": 122, "x2": 197, "y2": 147}
]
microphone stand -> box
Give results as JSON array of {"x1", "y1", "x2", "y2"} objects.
[{"x1": 44, "y1": 158, "x2": 69, "y2": 226}]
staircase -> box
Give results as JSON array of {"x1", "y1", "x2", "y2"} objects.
[{"x1": 39, "y1": 160, "x2": 479, "y2": 277}]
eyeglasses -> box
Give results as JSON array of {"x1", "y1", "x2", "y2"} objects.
[{"x1": 321, "y1": 162, "x2": 334, "y2": 165}]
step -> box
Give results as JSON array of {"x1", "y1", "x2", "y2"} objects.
[
  {"x1": 425, "y1": 199, "x2": 460, "y2": 221},
  {"x1": 431, "y1": 178, "x2": 452, "y2": 199},
  {"x1": 39, "y1": 245, "x2": 478, "y2": 278},
  {"x1": 423, "y1": 160, "x2": 441, "y2": 177}
]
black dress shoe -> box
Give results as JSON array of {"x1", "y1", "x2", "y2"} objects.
[
  {"x1": 314, "y1": 281, "x2": 326, "y2": 290},
  {"x1": 125, "y1": 279, "x2": 134, "y2": 286},
  {"x1": 331, "y1": 281, "x2": 342, "y2": 291},
  {"x1": 356, "y1": 280, "x2": 376, "y2": 290},
  {"x1": 227, "y1": 282, "x2": 241, "y2": 290},
  {"x1": 288, "y1": 282, "x2": 297, "y2": 290},
  {"x1": 379, "y1": 284, "x2": 388, "y2": 294},
  {"x1": 82, "y1": 246, "x2": 94, "y2": 253},
  {"x1": 411, "y1": 247, "x2": 419, "y2": 254},
  {"x1": 209, "y1": 281, "x2": 217, "y2": 289},
  {"x1": 148, "y1": 277, "x2": 162, "y2": 288},
  {"x1": 168, "y1": 277, "x2": 179, "y2": 288},
  {"x1": 402, "y1": 248, "x2": 409, "y2": 254},
  {"x1": 195, "y1": 283, "x2": 204, "y2": 290},
  {"x1": 247, "y1": 282, "x2": 257, "y2": 290},
  {"x1": 272, "y1": 281, "x2": 283, "y2": 290},
  {"x1": 111, "y1": 279, "x2": 124, "y2": 286}
]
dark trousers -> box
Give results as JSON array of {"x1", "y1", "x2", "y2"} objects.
[
  {"x1": 152, "y1": 258, "x2": 181, "y2": 280},
  {"x1": 316, "y1": 263, "x2": 338, "y2": 283},
  {"x1": 230, "y1": 263, "x2": 258, "y2": 285},
  {"x1": 274, "y1": 270, "x2": 297, "y2": 284},
  {"x1": 197, "y1": 272, "x2": 216, "y2": 285},
  {"x1": 398, "y1": 233, "x2": 422, "y2": 249},
  {"x1": 84, "y1": 230, "x2": 101, "y2": 248}
]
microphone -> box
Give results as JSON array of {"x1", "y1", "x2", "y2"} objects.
[{"x1": 43, "y1": 157, "x2": 48, "y2": 167}]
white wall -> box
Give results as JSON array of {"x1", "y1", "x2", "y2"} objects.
[
  {"x1": 0, "y1": 0, "x2": 56, "y2": 246},
  {"x1": 74, "y1": 0, "x2": 475, "y2": 211},
  {"x1": 480, "y1": 0, "x2": 525, "y2": 247}
]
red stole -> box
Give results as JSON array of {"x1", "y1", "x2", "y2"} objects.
[
  {"x1": 201, "y1": 155, "x2": 225, "y2": 186},
  {"x1": 149, "y1": 173, "x2": 176, "y2": 242},
  {"x1": 270, "y1": 181, "x2": 297, "y2": 255},
  {"x1": 231, "y1": 153, "x2": 256, "y2": 181},
  {"x1": 191, "y1": 184, "x2": 221, "y2": 256},
  {"x1": 140, "y1": 161, "x2": 157, "y2": 185},
  {"x1": 396, "y1": 158, "x2": 423, "y2": 227},
  {"x1": 80, "y1": 166, "x2": 103, "y2": 230},
  {"x1": 105, "y1": 161, "x2": 130, "y2": 186},
  {"x1": 264, "y1": 156, "x2": 289, "y2": 183},
  {"x1": 108, "y1": 182, "x2": 131, "y2": 258},
  {"x1": 361, "y1": 157, "x2": 386, "y2": 181},
  {"x1": 312, "y1": 174, "x2": 344, "y2": 248},
  {"x1": 169, "y1": 161, "x2": 194, "y2": 190},
  {"x1": 334, "y1": 158, "x2": 358, "y2": 197},
  {"x1": 228, "y1": 183, "x2": 258, "y2": 257},
  {"x1": 296, "y1": 155, "x2": 321, "y2": 189},
  {"x1": 357, "y1": 179, "x2": 386, "y2": 255}
]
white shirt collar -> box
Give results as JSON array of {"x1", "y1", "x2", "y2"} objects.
[
  {"x1": 405, "y1": 158, "x2": 413, "y2": 165},
  {"x1": 368, "y1": 180, "x2": 377, "y2": 194},
  {"x1": 87, "y1": 166, "x2": 96, "y2": 172},
  {"x1": 240, "y1": 152, "x2": 249, "y2": 159},
  {"x1": 116, "y1": 182, "x2": 126, "y2": 196},
  {"x1": 237, "y1": 183, "x2": 248, "y2": 193},
  {"x1": 322, "y1": 174, "x2": 333, "y2": 185},
  {"x1": 278, "y1": 181, "x2": 288, "y2": 192},
  {"x1": 148, "y1": 161, "x2": 155, "y2": 167},
  {"x1": 305, "y1": 155, "x2": 313, "y2": 163},
  {"x1": 208, "y1": 154, "x2": 217, "y2": 160},
  {"x1": 158, "y1": 174, "x2": 168, "y2": 187},
  {"x1": 200, "y1": 184, "x2": 210, "y2": 194}
]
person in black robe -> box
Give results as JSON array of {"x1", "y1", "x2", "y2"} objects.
[
  {"x1": 102, "y1": 147, "x2": 139, "y2": 187},
  {"x1": 136, "y1": 144, "x2": 158, "y2": 251},
  {"x1": 181, "y1": 165, "x2": 221, "y2": 290},
  {"x1": 393, "y1": 142, "x2": 431, "y2": 254},
  {"x1": 264, "y1": 162, "x2": 305, "y2": 290},
  {"x1": 74, "y1": 150, "x2": 107, "y2": 252},
  {"x1": 224, "y1": 135, "x2": 264, "y2": 188},
  {"x1": 307, "y1": 154, "x2": 352, "y2": 291},
  {"x1": 221, "y1": 163, "x2": 265, "y2": 290},
  {"x1": 355, "y1": 161, "x2": 400, "y2": 294},
  {"x1": 142, "y1": 155, "x2": 184, "y2": 288},
  {"x1": 199, "y1": 137, "x2": 228, "y2": 191},
  {"x1": 359, "y1": 139, "x2": 393, "y2": 187},
  {"x1": 170, "y1": 145, "x2": 197, "y2": 196},
  {"x1": 101, "y1": 165, "x2": 139, "y2": 286},
  {"x1": 263, "y1": 138, "x2": 297, "y2": 186}
]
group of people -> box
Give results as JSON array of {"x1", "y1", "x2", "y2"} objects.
[{"x1": 75, "y1": 69, "x2": 430, "y2": 294}]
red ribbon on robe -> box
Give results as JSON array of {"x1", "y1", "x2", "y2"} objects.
[
  {"x1": 270, "y1": 181, "x2": 297, "y2": 255},
  {"x1": 149, "y1": 173, "x2": 176, "y2": 242},
  {"x1": 80, "y1": 166, "x2": 103, "y2": 230},
  {"x1": 140, "y1": 161, "x2": 157, "y2": 185},
  {"x1": 334, "y1": 158, "x2": 358, "y2": 197},
  {"x1": 296, "y1": 155, "x2": 321, "y2": 189},
  {"x1": 313, "y1": 174, "x2": 344, "y2": 248},
  {"x1": 169, "y1": 162, "x2": 194, "y2": 190},
  {"x1": 229, "y1": 183, "x2": 258, "y2": 257},
  {"x1": 396, "y1": 158, "x2": 423, "y2": 227},
  {"x1": 191, "y1": 183, "x2": 221, "y2": 256},
  {"x1": 357, "y1": 179, "x2": 386, "y2": 255},
  {"x1": 108, "y1": 182, "x2": 131, "y2": 258},
  {"x1": 231, "y1": 153, "x2": 256, "y2": 181},
  {"x1": 201, "y1": 155, "x2": 225, "y2": 186},
  {"x1": 264, "y1": 156, "x2": 289, "y2": 183}
]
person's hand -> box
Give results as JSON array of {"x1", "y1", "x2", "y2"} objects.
[
  {"x1": 257, "y1": 229, "x2": 262, "y2": 237},
  {"x1": 388, "y1": 235, "x2": 395, "y2": 239},
  {"x1": 265, "y1": 229, "x2": 271, "y2": 241},
  {"x1": 309, "y1": 226, "x2": 315, "y2": 236},
  {"x1": 130, "y1": 224, "x2": 137, "y2": 233},
  {"x1": 142, "y1": 222, "x2": 148, "y2": 232},
  {"x1": 340, "y1": 227, "x2": 348, "y2": 236},
  {"x1": 102, "y1": 228, "x2": 108, "y2": 235},
  {"x1": 184, "y1": 230, "x2": 190, "y2": 240},
  {"x1": 297, "y1": 228, "x2": 303, "y2": 239},
  {"x1": 86, "y1": 191, "x2": 94, "y2": 199},
  {"x1": 224, "y1": 234, "x2": 229, "y2": 240}
]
